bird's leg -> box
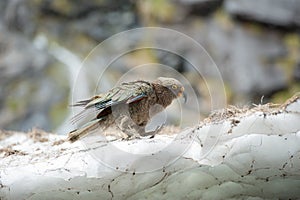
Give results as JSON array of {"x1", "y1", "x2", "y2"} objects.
[
  {"x1": 121, "y1": 134, "x2": 141, "y2": 141},
  {"x1": 137, "y1": 123, "x2": 165, "y2": 138},
  {"x1": 115, "y1": 114, "x2": 165, "y2": 139},
  {"x1": 115, "y1": 114, "x2": 141, "y2": 139}
]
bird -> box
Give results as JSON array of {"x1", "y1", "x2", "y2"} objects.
[{"x1": 67, "y1": 77, "x2": 186, "y2": 142}]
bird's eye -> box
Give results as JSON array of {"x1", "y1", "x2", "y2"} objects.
[{"x1": 172, "y1": 84, "x2": 177, "y2": 90}]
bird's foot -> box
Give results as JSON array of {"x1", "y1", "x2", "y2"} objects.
[
  {"x1": 140, "y1": 124, "x2": 165, "y2": 138},
  {"x1": 122, "y1": 135, "x2": 141, "y2": 141},
  {"x1": 149, "y1": 135, "x2": 155, "y2": 139},
  {"x1": 154, "y1": 124, "x2": 164, "y2": 133}
]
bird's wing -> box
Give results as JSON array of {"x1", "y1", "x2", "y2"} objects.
[
  {"x1": 70, "y1": 80, "x2": 152, "y2": 124},
  {"x1": 86, "y1": 80, "x2": 152, "y2": 109},
  {"x1": 71, "y1": 95, "x2": 102, "y2": 107}
]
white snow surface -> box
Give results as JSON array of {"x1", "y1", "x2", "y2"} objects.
[{"x1": 1, "y1": 96, "x2": 300, "y2": 200}]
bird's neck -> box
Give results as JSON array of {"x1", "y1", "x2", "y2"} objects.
[{"x1": 152, "y1": 83, "x2": 176, "y2": 107}]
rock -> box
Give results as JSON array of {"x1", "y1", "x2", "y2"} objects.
[
  {"x1": 73, "y1": 10, "x2": 137, "y2": 41},
  {"x1": 294, "y1": 62, "x2": 300, "y2": 82},
  {"x1": 225, "y1": 0, "x2": 300, "y2": 28},
  {"x1": 0, "y1": 0, "x2": 298, "y2": 134},
  {"x1": 178, "y1": 0, "x2": 223, "y2": 16},
  {"x1": 0, "y1": 1, "x2": 163, "y2": 134},
  {"x1": 0, "y1": 26, "x2": 69, "y2": 132},
  {"x1": 206, "y1": 20, "x2": 288, "y2": 98},
  {"x1": 34, "y1": 0, "x2": 138, "y2": 42},
  {"x1": 1, "y1": 0, "x2": 36, "y2": 37},
  {"x1": 175, "y1": 17, "x2": 288, "y2": 103}
]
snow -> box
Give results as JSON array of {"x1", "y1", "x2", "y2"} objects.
[{"x1": 0, "y1": 96, "x2": 300, "y2": 199}]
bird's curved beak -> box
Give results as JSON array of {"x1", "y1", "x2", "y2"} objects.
[
  {"x1": 178, "y1": 91, "x2": 187, "y2": 103},
  {"x1": 183, "y1": 92, "x2": 187, "y2": 103},
  {"x1": 177, "y1": 87, "x2": 187, "y2": 103}
]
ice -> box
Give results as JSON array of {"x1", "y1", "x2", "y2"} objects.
[{"x1": 1, "y1": 96, "x2": 300, "y2": 199}]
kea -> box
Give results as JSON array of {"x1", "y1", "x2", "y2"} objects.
[{"x1": 67, "y1": 77, "x2": 186, "y2": 142}]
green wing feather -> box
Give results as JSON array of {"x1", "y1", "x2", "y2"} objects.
[
  {"x1": 68, "y1": 80, "x2": 154, "y2": 141},
  {"x1": 86, "y1": 80, "x2": 152, "y2": 109},
  {"x1": 70, "y1": 80, "x2": 153, "y2": 124}
]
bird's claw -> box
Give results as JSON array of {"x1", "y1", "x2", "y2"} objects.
[
  {"x1": 122, "y1": 134, "x2": 141, "y2": 141},
  {"x1": 154, "y1": 124, "x2": 165, "y2": 133},
  {"x1": 142, "y1": 123, "x2": 165, "y2": 138}
]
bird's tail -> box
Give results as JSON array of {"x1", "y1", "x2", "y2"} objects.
[{"x1": 67, "y1": 119, "x2": 102, "y2": 142}]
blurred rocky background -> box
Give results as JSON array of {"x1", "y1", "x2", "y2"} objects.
[{"x1": 0, "y1": 0, "x2": 299, "y2": 133}]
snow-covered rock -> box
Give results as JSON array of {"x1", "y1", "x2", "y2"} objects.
[{"x1": 1, "y1": 95, "x2": 300, "y2": 200}]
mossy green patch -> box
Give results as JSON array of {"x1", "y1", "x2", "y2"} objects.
[
  {"x1": 45, "y1": 62, "x2": 70, "y2": 129},
  {"x1": 271, "y1": 83, "x2": 300, "y2": 104},
  {"x1": 137, "y1": 0, "x2": 176, "y2": 25},
  {"x1": 49, "y1": 95, "x2": 69, "y2": 129},
  {"x1": 214, "y1": 9, "x2": 234, "y2": 31},
  {"x1": 278, "y1": 33, "x2": 300, "y2": 82},
  {"x1": 5, "y1": 79, "x2": 35, "y2": 113}
]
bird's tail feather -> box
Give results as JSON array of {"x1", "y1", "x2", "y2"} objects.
[{"x1": 67, "y1": 118, "x2": 102, "y2": 142}]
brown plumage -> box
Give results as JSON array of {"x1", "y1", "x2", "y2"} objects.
[{"x1": 67, "y1": 77, "x2": 186, "y2": 142}]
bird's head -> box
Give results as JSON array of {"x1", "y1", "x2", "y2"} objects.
[{"x1": 155, "y1": 77, "x2": 187, "y2": 103}]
